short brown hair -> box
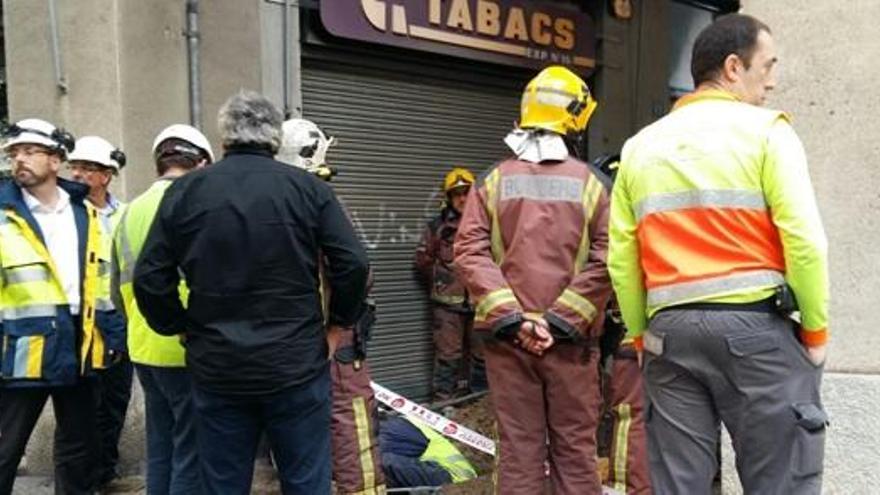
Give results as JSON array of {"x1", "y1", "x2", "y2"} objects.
[
  {"x1": 154, "y1": 138, "x2": 207, "y2": 176},
  {"x1": 691, "y1": 14, "x2": 771, "y2": 87}
]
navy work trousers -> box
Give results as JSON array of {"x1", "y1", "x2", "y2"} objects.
[
  {"x1": 192, "y1": 367, "x2": 332, "y2": 495},
  {"x1": 136, "y1": 364, "x2": 201, "y2": 495}
]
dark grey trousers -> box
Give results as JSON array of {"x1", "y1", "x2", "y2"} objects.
[{"x1": 643, "y1": 309, "x2": 826, "y2": 495}]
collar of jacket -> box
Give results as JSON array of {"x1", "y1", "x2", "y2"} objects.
[
  {"x1": 222, "y1": 143, "x2": 275, "y2": 158},
  {"x1": 673, "y1": 88, "x2": 741, "y2": 111},
  {"x1": 0, "y1": 177, "x2": 91, "y2": 273},
  {"x1": 0, "y1": 176, "x2": 88, "y2": 209}
]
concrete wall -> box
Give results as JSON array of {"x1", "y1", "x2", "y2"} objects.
[
  {"x1": 720, "y1": 2, "x2": 880, "y2": 493},
  {"x1": 4, "y1": 0, "x2": 263, "y2": 202},
  {"x1": 4, "y1": 0, "x2": 126, "y2": 195}
]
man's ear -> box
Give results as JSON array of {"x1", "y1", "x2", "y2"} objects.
[
  {"x1": 721, "y1": 53, "x2": 743, "y2": 83},
  {"x1": 101, "y1": 170, "x2": 113, "y2": 187},
  {"x1": 49, "y1": 155, "x2": 62, "y2": 174}
]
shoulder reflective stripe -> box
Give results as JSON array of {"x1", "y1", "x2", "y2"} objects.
[
  {"x1": 573, "y1": 175, "x2": 603, "y2": 274},
  {"x1": 475, "y1": 288, "x2": 518, "y2": 322},
  {"x1": 558, "y1": 288, "x2": 597, "y2": 322},
  {"x1": 646, "y1": 269, "x2": 785, "y2": 307},
  {"x1": 5, "y1": 266, "x2": 50, "y2": 284},
  {"x1": 485, "y1": 169, "x2": 504, "y2": 264},
  {"x1": 635, "y1": 189, "x2": 766, "y2": 222},
  {"x1": 352, "y1": 395, "x2": 378, "y2": 492},
  {"x1": 4, "y1": 305, "x2": 57, "y2": 319},
  {"x1": 499, "y1": 175, "x2": 584, "y2": 203},
  {"x1": 611, "y1": 403, "x2": 632, "y2": 492}
]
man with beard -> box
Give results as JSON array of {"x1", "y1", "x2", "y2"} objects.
[{"x1": 0, "y1": 118, "x2": 125, "y2": 494}]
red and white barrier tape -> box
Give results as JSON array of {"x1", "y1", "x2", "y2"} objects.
[{"x1": 371, "y1": 382, "x2": 496, "y2": 456}]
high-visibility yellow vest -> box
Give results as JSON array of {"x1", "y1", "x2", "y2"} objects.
[
  {"x1": 92, "y1": 197, "x2": 127, "y2": 313},
  {"x1": 610, "y1": 90, "x2": 828, "y2": 345},
  {"x1": 1, "y1": 183, "x2": 120, "y2": 385},
  {"x1": 114, "y1": 180, "x2": 188, "y2": 367},
  {"x1": 410, "y1": 418, "x2": 477, "y2": 483}
]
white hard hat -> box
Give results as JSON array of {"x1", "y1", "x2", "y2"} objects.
[
  {"x1": 2, "y1": 118, "x2": 75, "y2": 158},
  {"x1": 276, "y1": 118, "x2": 335, "y2": 173},
  {"x1": 151, "y1": 124, "x2": 214, "y2": 162},
  {"x1": 67, "y1": 136, "x2": 126, "y2": 171}
]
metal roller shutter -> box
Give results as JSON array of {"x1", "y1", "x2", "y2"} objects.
[{"x1": 302, "y1": 51, "x2": 521, "y2": 400}]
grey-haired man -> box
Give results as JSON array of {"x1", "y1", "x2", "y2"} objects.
[{"x1": 133, "y1": 91, "x2": 369, "y2": 494}]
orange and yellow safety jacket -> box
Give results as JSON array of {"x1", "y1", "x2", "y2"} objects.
[
  {"x1": 455, "y1": 157, "x2": 612, "y2": 339},
  {"x1": 608, "y1": 90, "x2": 829, "y2": 348}
]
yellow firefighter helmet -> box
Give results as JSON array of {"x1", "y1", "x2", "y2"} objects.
[
  {"x1": 519, "y1": 65, "x2": 597, "y2": 136},
  {"x1": 443, "y1": 167, "x2": 475, "y2": 193}
]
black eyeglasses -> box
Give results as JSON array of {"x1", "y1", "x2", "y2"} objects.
[{"x1": 67, "y1": 163, "x2": 109, "y2": 174}]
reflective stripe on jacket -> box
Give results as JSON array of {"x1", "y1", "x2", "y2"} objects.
[
  {"x1": 409, "y1": 418, "x2": 477, "y2": 483},
  {"x1": 415, "y1": 207, "x2": 469, "y2": 309},
  {"x1": 609, "y1": 90, "x2": 829, "y2": 347},
  {"x1": 0, "y1": 180, "x2": 124, "y2": 386},
  {"x1": 112, "y1": 179, "x2": 188, "y2": 367},
  {"x1": 454, "y1": 157, "x2": 612, "y2": 338}
]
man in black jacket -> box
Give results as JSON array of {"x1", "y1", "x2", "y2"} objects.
[{"x1": 133, "y1": 90, "x2": 369, "y2": 494}]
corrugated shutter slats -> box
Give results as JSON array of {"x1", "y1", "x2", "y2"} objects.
[{"x1": 302, "y1": 56, "x2": 519, "y2": 400}]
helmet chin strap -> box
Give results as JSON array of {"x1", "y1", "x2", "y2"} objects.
[{"x1": 564, "y1": 131, "x2": 586, "y2": 160}]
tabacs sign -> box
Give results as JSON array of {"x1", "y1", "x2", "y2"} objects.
[{"x1": 320, "y1": 0, "x2": 596, "y2": 74}]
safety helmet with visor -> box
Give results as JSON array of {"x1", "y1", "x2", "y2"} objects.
[
  {"x1": 2, "y1": 118, "x2": 75, "y2": 159},
  {"x1": 443, "y1": 167, "x2": 475, "y2": 194},
  {"x1": 151, "y1": 124, "x2": 215, "y2": 164},
  {"x1": 519, "y1": 66, "x2": 597, "y2": 137},
  {"x1": 67, "y1": 136, "x2": 126, "y2": 173},
  {"x1": 277, "y1": 118, "x2": 337, "y2": 180}
]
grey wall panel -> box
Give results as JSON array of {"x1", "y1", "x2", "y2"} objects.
[{"x1": 302, "y1": 55, "x2": 520, "y2": 400}]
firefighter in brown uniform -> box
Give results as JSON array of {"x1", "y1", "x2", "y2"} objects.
[
  {"x1": 606, "y1": 334, "x2": 651, "y2": 494},
  {"x1": 455, "y1": 66, "x2": 612, "y2": 495},
  {"x1": 277, "y1": 118, "x2": 386, "y2": 495},
  {"x1": 415, "y1": 168, "x2": 487, "y2": 401},
  {"x1": 593, "y1": 155, "x2": 651, "y2": 495}
]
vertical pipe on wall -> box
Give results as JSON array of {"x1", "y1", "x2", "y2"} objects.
[
  {"x1": 282, "y1": 0, "x2": 290, "y2": 117},
  {"x1": 282, "y1": 0, "x2": 302, "y2": 118},
  {"x1": 47, "y1": 0, "x2": 67, "y2": 93},
  {"x1": 185, "y1": 0, "x2": 202, "y2": 128}
]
